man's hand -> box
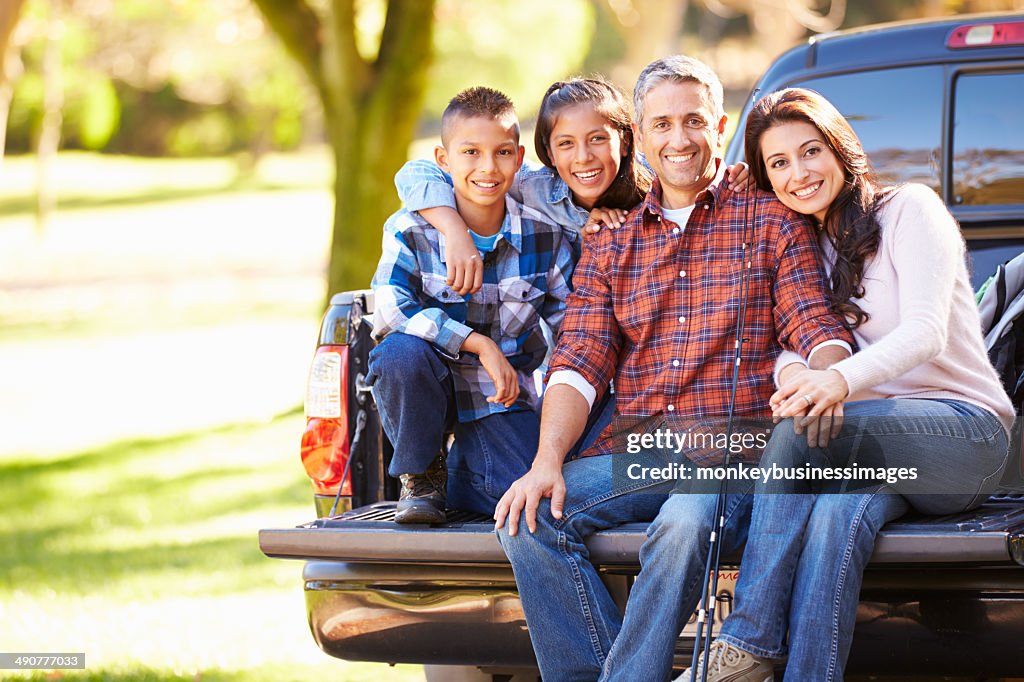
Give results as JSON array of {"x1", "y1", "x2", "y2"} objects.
[
  {"x1": 464, "y1": 334, "x2": 519, "y2": 407},
  {"x1": 725, "y1": 162, "x2": 753, "y2": 192},
  {"x1": 582, "y1": 207, "x2": 629, "y2": 236},
  {"x1": 770, "y1": 368, "x2": 849, "y2": 447},
  {"x1": 445, "y1": 228, "x2": 483, "y2": 295},
  {"x1": 494, "y1": 459, "x2": 566, "y2": 536}
]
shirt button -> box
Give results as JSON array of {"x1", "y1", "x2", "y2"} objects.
[
  {"x1": 655, "y1": 214, "x2": 661, "y2": 221},
  {"x1": 667, "y1": 404, "x2": 675, "y2": 412},
  {"x1": 679, "y1": 270, "x2": 686, "y2": 278},
  {"x1": 678, "y1": 316, "x2": 686, "y2": 324},
  {"x1": 703, "y1": 204, "x2": 710, "y2": 209},
  {"x1": 672, "y1": 360, "x2": 680, "y2": 367},
  {"x1": 672, "y1": 227, "x2": 681, "y2": 234}
]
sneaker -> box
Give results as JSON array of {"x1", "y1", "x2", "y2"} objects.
[
  {"x1": 395, "y1": 452, "x2": 447, "y2": 524},
  {"x1": 675, "y1": 640, "x2": 774, "y2": 682}
]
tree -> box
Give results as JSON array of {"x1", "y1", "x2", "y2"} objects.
[
  {"x1": 0, "y1": 0, "x2": 28, "y2": 160},
  {"x1": 253, "y1": 0, "x2": 437, "y2": 299}
]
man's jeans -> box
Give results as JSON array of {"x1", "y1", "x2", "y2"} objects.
[
  {"x1": 717, "y1": 398, "x2": 1009, "y2": 681},
  {"x1": 497, "y1": 451, "x2": 755, "y2": 682},
  {"x1": 366, "y1": 333, "x2": 539, "y2": 515}
]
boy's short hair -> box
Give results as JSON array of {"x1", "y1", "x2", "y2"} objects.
[{"x1": 441, "y1": 86, "x2": 520, "y2": 147}]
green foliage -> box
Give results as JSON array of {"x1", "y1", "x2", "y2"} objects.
[
  {"x1": 425, "y1": 0, "x2": 595, "y2": 119},
  {"x1": 6, "y1": 0, "x2": 313, "y2": 156}
]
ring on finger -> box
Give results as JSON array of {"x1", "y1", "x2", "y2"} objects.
[{"x1": 802, "y1": 394, "x2": 814, "y2": 406}]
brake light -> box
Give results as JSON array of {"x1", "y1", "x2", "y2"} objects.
[
  {"x1": 948, "y1": 21, "x2": 1024, "y2": 48},
  {"x1": 301, "y1": 345, "x2": 352, "y2": 496}
]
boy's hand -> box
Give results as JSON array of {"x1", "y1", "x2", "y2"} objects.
[
  {"x1": 725, "y1": 162, "x2": 753, "y2": 192},
  {"x1": 583, "y1": 207, "x2": 628, "y2": 236},
  {"x1": 446, "y1": 229, "x2": 483, "y2": 295},
  {"x1": 463, "y1": 333, "x2": 519, "y2": 408},
  {"x1": 478, "y1": 342, "x2": 520, "y2": 408}
]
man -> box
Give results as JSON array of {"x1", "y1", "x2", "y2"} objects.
[{"x1": 493, "y1": 56, "x2": 853, "y2": 682}]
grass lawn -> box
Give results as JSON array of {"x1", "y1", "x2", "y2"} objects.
[{"x1": 0, "y1": 151, "x2": 425, "y2": 681}]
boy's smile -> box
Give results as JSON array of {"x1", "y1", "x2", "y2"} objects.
[{"x1": 436, "y1": 114, "x2": 525, "y2": 235}]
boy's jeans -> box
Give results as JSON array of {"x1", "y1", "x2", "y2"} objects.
[
  {"x1": 717, "y1": 398, "x2": 1009, "y2": 681},
  {"x1": 366, "y1": 333, "x2": 538, "y2": 515},
  {"x1": 497, "y1": 451, "x2": 756, "y2": 682}
]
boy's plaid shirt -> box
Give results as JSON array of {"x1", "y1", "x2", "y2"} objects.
[
  {"x1": 549, "y1": 178, "x2": 854, "y2": 460},
  {"x1": 372, "y1": 196, "x2": 575, "y2": 423}
]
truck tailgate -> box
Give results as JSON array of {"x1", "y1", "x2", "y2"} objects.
[{"x1": 260, "y1": 498, "x2": 1024, "y2": 566}]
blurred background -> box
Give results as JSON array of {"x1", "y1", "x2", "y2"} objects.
[{"x1": 0, "y1": 1, "x2": 1021, "y2": 680}]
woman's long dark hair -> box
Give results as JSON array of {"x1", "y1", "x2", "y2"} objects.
[
  {"x1": 745, "y1": 87, "x2": 887, "y2": 328},
  {"x1": 534, "y1": 77, "x2": 652, "y2": 211}
]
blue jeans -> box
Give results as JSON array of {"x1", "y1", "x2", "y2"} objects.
[
  {"x1": 497, "y1": 451, "x2": 754, "y2": 682},
  {"x1": 366, "y1": 333, "x2": 540, "y2": 515},
  {"x1": 717, "y1": 398, "x2": 1009, "y2": 681}
]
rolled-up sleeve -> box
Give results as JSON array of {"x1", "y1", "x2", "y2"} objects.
[
  {"x1": 772, "y1": 216, "x2": 854, "y2": 355},
  {"x1": 547, "y1": 231, "x2": 621, "y2": 400}
]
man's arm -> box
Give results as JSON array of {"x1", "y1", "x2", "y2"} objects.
[
  {"x1": 494, "y1": 228, "x2": 622, "y2": 534},
  {"x1": 771, "y1": 213, "x2": 855, "y2": 355}
]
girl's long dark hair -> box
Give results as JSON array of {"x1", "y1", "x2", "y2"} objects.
[
  {"x1": 745, "y1": 87, "x2": 887, "y2": 328},
  {"x1": 534, "y1": 77, "x2": 652, "y2": 211}
]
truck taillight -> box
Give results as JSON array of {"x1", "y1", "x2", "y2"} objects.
[{"x1": 302, "y1": 345, "x2": 352, "y2": 496}]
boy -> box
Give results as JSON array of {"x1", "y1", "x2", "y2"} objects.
[{"x1": 368, "y1": 87, "x2": 575, "y2": 524}]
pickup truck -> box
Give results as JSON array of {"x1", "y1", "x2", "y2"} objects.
[{"x1": 260, "y1": 13, "x2": 1024, "y2": 680}]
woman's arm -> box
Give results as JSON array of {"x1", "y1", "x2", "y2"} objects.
[{"x1": 829, "y1": 184, "x2": 959, "y2": 395}]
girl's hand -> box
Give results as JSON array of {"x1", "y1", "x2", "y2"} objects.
[
  {"x1": 725, "y1": 162, "x2": 754, "y2": 192},
  {"x1": 445, "y1": 229, "x2": 483, "y2": 295},
  {"x1": 583, "y1": 207, "x2": 628, "y2": 236}
]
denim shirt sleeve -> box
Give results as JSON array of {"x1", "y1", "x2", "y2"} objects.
[
  {"x1": 515, "y1": 161, "x2": 587, "y2": 246},
  {"x1": 395, "y1": 158, "x2": 587, "y2": 244},
  {"x1": 371, "y1": 216, "x2": 474, "y2": 356},
  {"x1": 394, "y1": 158, "x2": 458, "y2": 213}
]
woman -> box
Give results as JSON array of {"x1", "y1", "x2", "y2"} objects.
[
  {"x1": 683, "y1": 88, "x2": 1013, "y2": 681},
  {"x1": 394, "y1": 76, "x2": 748, "y2": 293}
]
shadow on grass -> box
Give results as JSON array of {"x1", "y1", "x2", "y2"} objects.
[
  {"x1": 0, "y1": 179, "x2": 323, "y2": 217},
  {"x1": 0, "y1": 405, "x2": 312, "y2": 594}
]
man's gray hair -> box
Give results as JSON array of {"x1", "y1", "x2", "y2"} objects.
[{"x1": 633, "y1": 55, "x2": 725, "y2": 125}]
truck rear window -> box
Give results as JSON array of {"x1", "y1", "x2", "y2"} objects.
[
  {"x1": 952, "y1": 71, "x2": 1024, "y2": 206},
  {"x1": 797, "y1": 66, "x2": 943, "y2": 192}
]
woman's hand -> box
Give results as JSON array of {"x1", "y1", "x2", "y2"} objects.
[
  {"x1": 725, "y1": 162, "x2": 754, "y2": 192},
  {"x1": 582, "y1": 207, "x2": 628, "y2": 236},
  {"x1": 770, "y1": 368, "x2": 850, "y2": 447},
  {"x1": 445, "y1": 229, "x2": 483, "y2": 295}
]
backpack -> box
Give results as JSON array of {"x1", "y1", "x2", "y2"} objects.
[{"x1": 977, "y1": 251, "x2": 1024, "y2": 414}]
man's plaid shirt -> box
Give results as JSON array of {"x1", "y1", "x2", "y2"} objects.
[
  {"x1": 373, "y1": 196, "x2": 575, "y2": 423},
  {"x1": 549, "y1": 177, "x2": 854, "y2": 459}
]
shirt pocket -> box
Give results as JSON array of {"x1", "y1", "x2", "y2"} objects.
[
  {"x1": 421, "y1": 272, "x2": 464, "y2": 305},
  {"x1": 498, "y1": 276, "x2": 545, "y2": 340}
]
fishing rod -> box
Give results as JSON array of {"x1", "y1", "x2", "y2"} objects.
[{"x1": 689, "y1": 133, "x2": 759, "y2": 682}]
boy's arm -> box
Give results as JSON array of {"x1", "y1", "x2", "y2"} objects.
[{"x1": 371, "y1": 224, "x2": 474, "y2": 357}]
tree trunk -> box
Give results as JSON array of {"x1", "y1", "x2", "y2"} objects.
[
  {"x1": 321, "y1": 0, "x2": 437, "y2": 298},
  {"x1": 0, "y1": 0, "x2": 28, "y2": 163}
]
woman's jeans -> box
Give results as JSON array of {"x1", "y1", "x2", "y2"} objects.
[{"x1": 717, "y1": 398, "x2": 1009, "y2": 681}]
